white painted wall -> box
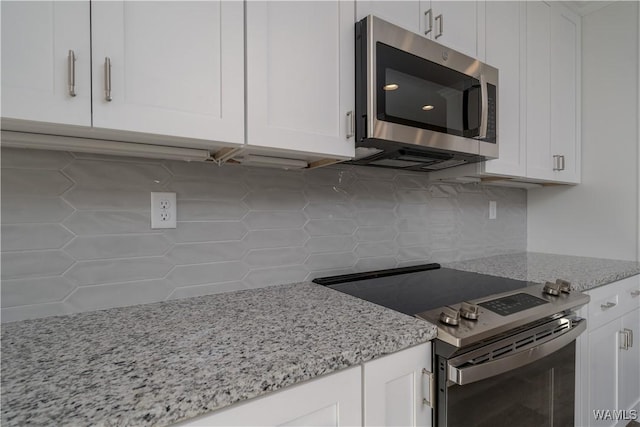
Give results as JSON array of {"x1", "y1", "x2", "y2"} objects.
[{"x1": 527, "y1": 1, "x2": 639, "y2": 261}]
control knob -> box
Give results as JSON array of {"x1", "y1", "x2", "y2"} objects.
[
  {"x1": 543, "y1": 279, "x2": 572, "y2": 296},
  {"x1": 459, "y1": 301, "x2": 480, "y2": 320},
  {"x1": 439, "y1": 306, "x2": 460, "y2": 326}
]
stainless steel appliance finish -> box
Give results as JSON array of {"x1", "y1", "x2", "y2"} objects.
[
  {"x1": 352, "y1": 16, "x2": 499, "y2": 172},
  {"x1": 417, "y1": 283, "x2": 590, "y2": 347},
  {"x1": 314, "y1": 264, "x2": 590, "y2": 427}
]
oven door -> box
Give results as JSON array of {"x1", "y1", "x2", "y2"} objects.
[{"x1": 436, "y1": 316, "x2": 586, "y2": 427}]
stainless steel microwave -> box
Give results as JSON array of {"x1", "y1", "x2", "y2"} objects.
[{"x1": 352, "y1": 15, "x2": 499, "y2": 172}]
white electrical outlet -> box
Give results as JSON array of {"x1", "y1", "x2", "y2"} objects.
[
  {"x1": 489, "y1": 200, "x2": 497, "y2": 220},
  {"x1": 151, "y1": 192, "x2": 177, "y2": 229}
]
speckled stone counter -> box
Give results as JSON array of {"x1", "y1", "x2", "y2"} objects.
[
  {"x1": 1, "y1": 282, "x2": 436, "y2": 427},
  {"x1": 444, "y1": 252, "x2": 640, "y2": 291}
]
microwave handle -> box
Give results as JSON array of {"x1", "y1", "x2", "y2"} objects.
[
  {"x1": 478, "y1": 74, "x2": 488, "y2": 139},
  {"x1": 448, "y1": 318, "x2": 586, "y2": 385}
]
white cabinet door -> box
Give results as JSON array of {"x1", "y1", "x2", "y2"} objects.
[
  {"x1": 588, "y1": 319, "x2": 621, "y2": 427},
  {"x1": 356, "y1": 0, "x2": 421, "y2": 33},
  {"x1": 91, "y1": 1, "x2": 244, "y2": 144},
  {"x1": 525, "y1": 1, "x2": 553, "y2": 181},
  {"x1": 246, "y1": 1, "x2": 355, "y2": 159},
  {"x1": 526, "y1": 2, "x2": 581, "y2": 183},
  {"x1": 176, "y1": 366, "x2": 361, "y2": 427},
  {"x1": 424, "y1": 1, "x2": 481, "y2": 58},
  {"x1": 620, "y1": 308, "x2": 640, "y2": 413},
  {"x1": 482, "y1": 1, "x2": 525, "y2": 177},
  {"x1": 1, "y1": 1, "x2": 91, "y2": 126},
  {"x1": 549, "y1": 4, "x2": 581, "y2": 184},
  {"x1": 363, "y1": 343, "x2": 433, "y2": 427}
]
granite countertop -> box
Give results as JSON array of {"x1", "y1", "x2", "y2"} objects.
[
  {"x1": 1, "y1": 282, "x2": 436, "y2": 427},
  {"x1": 444, "y1": 252, "x2": 640, "y2": 291}
]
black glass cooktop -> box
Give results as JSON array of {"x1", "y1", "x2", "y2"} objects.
[{"x1": 313, "y1": 264, "x2": 530, "y2": 316}]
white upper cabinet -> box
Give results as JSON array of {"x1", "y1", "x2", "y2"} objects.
[
  {"x1": 482, "y1": 1, "x2": 525, "y2": 177},
  {"x1": 422, "y1": 1, "x2": 481, "y2": 58},
  {"x1": 356, "y1": 1, "x2": 481, "y2": 58},
  {"x1": 246, "y1": 1, "x2": 355, "y2": 159},
  {"x1": 526, "y1": 2, "x2": 581, "y2": 183},
  {"x1": 356, "y1": 1, "x2": 421, "y2": 33},
  {"x1": 91, "y1": 1, "x2": 244, "y2": 144},
  {"x1": 1, "y1": 1, "x2": 91, "y2": 127}
]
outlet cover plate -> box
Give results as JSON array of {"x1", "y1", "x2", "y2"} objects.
[{"x1": 151, "y1": 192, "x2": 177, "y2": 229}]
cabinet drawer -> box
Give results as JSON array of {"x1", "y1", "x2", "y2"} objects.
[{"x1": 586, "y1": 275, "x2": 640, "y2": 330}]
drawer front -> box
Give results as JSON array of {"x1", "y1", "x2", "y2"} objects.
[{"x1": 586, "y1": 275, "x2": 640, "y2": 330}]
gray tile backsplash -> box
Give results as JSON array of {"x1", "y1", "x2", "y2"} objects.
[{"x1": 0, "y1": 147, "x2": 526, "y2": 322}]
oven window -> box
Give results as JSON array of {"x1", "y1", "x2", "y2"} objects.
[
  {"x1": 376, "y1": 42, "x2": 481, "y2": 138},
  {"x1": 444, "y1": 342, "x2": 575, "y2": 427}
]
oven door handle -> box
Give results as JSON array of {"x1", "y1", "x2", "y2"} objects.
[{"x1": 448, "y1": 319, "x2": 586, "y2": 386}]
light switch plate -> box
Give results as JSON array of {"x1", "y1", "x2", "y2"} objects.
[{"x1": 151, "y1": 192, "x2": 176, "y2": 229}]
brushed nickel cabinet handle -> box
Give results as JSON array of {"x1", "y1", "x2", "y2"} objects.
[
  {"x1": 424, "y1": 9, "x2": 433, "y2": 35},
  {"x1": 346, "y1": 111, "x2": 354, "y2": 139},
  {"x1": 422, "y1": 368, "x2": 435, "y2": 408},
  {"x1": 600, "y1": 301, "x2": 616, "y2": 310},
  {"x1": 104, "y1": 57, "x2": 112, "y2": 102},
  {"x1": 435, "y1": 14, "x2": 443, "y2": 39},
  {"x1": 68, "y1": 50, "x2": 77, "y2": 97}
]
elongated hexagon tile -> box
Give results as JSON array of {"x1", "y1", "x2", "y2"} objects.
[
  {"x1": 1, "y1": 147, "x2": 73, "y2": 169},
  {"x1": 354, "y1": 209, "x2": 396, "y2": 227},
  {"x1": 167, "y1": 176, "x2": 247, "y2": 201},
  {"x1": 243, "y1": 190, "x2": 306, "y2": 211},
  {"x1": 303, "y1": 166, "x2": 354, "y2": 187},
  {"x1": 1, "y1": 276, "x2": 76, "y2": 307},
  {"x1": 63, "y1": 211, "x2": 152, "y2": 235},
  {"x1": 305, "y1": 186, "x2": 351, "y2": 203},
  {"x1": 305, "y1": 219, "x2": 356, "y2": 237},
  {"x1": 354, "y1": 256, "x2": 397, "y2": 272},
  {"x1": 306, "y1": 252, "x2": 357, "y2": 271},
  {"x1": 245, "y1": 169, "x2": 306, "y2": 191},
  {"x1": 63, "y1": 189, "x2": 154, "y2": 211},
  {"x1": 305, "y1": 235, "x2": 357, "y2": 254},
  {"x1": 163, "y1": 160, "x2": 245, "y2": 179},
  {"x1": 1, "y1": 197, "x2": 74, "y2": 224},
  {"x1": 355, "y1": 226, "x2": 396, "y2": 242},
  {"x1": 393, "y1": 173, "x2": 428, "y2": 189},
  {"x1": 244, "y1": 211, "x2": 307, "y2": 230},
  {"x1": 1, "y1": 169, "x2": 73, "y2": 196},
  {"x1": 166, "y1": 261, "x2": 248, "y2": 287},
  {"x1": 64, "y1": 235, "x2": 171, "y2": 260},
  {"x1": 165, "y1": 241, "x2": 246, "y2": 265},
  {"x1": 177, "y1": 200, "x2": 248, "y2": 221},
  {"x1": 303, "y1": 203, "x2": 353, "y2": 220},
  {"x1": 396, "y1": 246, "x2": 433, "y2": 263},
  {"x1": 354, "y1": 242, "x2": 397, "y2": 258},
  {"x1": 243, "y1": 265, "x2": 309, "y2": 289},
  {"x1": 1, "y1": 224, "x2": 74, "y2": 251},
  {"x1": 64, "y1": 258, "x2": 172, "y2": 286},
  {"x1": 395, "y1": 189, "x2": 432, "y2": 205},
  {"x1": 63, "y1": 160, "x2": 170, "y2": 189},
  {"x1": 165, "y1": 222, "x2": 247, "y2": 243},
  {"x1": 244, "y1": 247, "x2": 308, "y2": 268},
  {"x1": 1, "y1": 251, "x2": 75, "y2": 280},
  {"x1": 65, "y1": 279, "x2": 172, "y2": 312},
  {"x1": 243, "y1": 229, "x2": 308, "y2": 249},
  {"x1": 167, "y1": 281, "x2": 249, "y2": 300},
  {"x1": 1, "y1": 301, "x2": 73, "y2": 323}
]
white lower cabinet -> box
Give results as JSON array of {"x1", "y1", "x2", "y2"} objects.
[
  {"x1": 577, "y1": 275, "x2": 640, "y2": 427},
  {"x1": 363, "y1": 342, "x2": 433, "y2": 427},
  {"x1": 176, "y1": 342, "x2": 433, "y2": 427},
  {"x1": 177, "y1": 366, "x2": 361, "y2": 427}
]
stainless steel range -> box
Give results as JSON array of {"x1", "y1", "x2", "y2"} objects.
[{"x1": 313, "y1": 263, "x2": 590, "y2": 427}]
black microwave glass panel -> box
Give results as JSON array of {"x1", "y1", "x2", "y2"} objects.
[{"x1": 376, "y1": 42, "x2": 481, "y2": 138}]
